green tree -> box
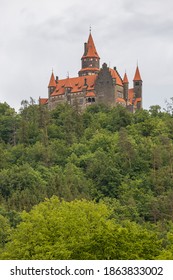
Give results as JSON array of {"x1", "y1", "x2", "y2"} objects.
[
  {"x1": 1, "y1": 197, "x2": 162, "y2": 260},
  {"x1": 0, "y1": 214, "x2": 11, "y2": 249},
  {"x1": 0, "y1": 102, "x2": 18, "y2": 144},
  {"x1": 0, "y1": 164, "x2": 47, "y2": 211}
]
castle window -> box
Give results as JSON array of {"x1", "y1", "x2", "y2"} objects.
[
  {"x1": 135, "y1": 81, "x2": 139, "y2": 86},
  {"x1": 112, "y1": 78, "x2": 116, "y2": 84},
  {"x1": 79, "y1": 98, "x2": 84, "y2": 104}
]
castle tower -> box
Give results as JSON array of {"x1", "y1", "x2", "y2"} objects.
[
  {"x1": 48, "y1": 72, "x2": 56, "y2": 98},
  {"x1": 78, "y1": 31, "x2": 100, "y2": 76},
  {"x1": 123, "y1": 72, "x2": 129, "y2": 102},
  {"x1": 133, "y1": 65, "x2": 142, "y2": 108}
]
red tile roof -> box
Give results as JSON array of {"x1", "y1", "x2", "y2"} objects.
[
  {"x1": 128, "y1": 88, "x2": 134, "y2": 104},
  {"x1": 109, "y1": 68, "x2": 123, "y2": 86},
  {"x1": 133, "y1": 66, "x2": 142, "y2": 81},
  {"x1": 39, "y1": 98, "x2": 48, "y2": 105},
  {"x1": 123, "y1": 72, "x2": 129, "y2": 83},
  {"x1": 48, "y1": 72, "x2": 56, "y2": 87},
  {"x1": 134, "y1": 97, "x2": 142, "y2": 105},
  {"x1": 64, "y1": 77, "x2": 73, "y2": 88},
  {"x1": 51, "y1": 75, "x2": 97, "y2": 96},
  {"x1": 82, "y1": 33, "x2": 100, "y2": 59}
]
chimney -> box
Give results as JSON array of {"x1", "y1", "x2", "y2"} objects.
[
  {"x1": 56, "y1": 76, "x2": 59, "y2": 83},
  {"x1": 84, "y1": 42, "x2": 87, "y2": 55}
]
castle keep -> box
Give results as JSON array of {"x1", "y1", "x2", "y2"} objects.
[{"x1": 39, "y1": 32, "x2": 142, "y2": 111}]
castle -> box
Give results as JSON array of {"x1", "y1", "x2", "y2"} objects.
[{"x1": 39, "y1": 31, "x2": 142, "y2": 111}]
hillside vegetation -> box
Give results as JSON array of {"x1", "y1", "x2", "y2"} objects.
[{"x1": 1, "y1": 99, "x2": 173, "y2": 259}]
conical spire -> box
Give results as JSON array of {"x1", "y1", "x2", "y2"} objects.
[
  {"x1": 123, "y1": 72, "x2": 129, "y2": 83},
  {"x1": 133, "y1": 66, "x2": 142, "y2": 81},
  {"x1": 79, "y1": 31, "x2": 100, "y2": 76},
  {"x1": 48, "y1": 72, "x2": 56, "y2": 87},
  {"x1": 82, "y1": 33, "x2": 100, "y2": 59}
]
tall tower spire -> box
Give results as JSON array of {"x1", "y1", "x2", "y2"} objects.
[
  {"x1": 133, "y1": 65, "x2": 142, "y2": 109},
  {"x1": 133, "y1": 65, "x2": 142, "y2": 81},
  {"x1": 78, "y1": 32, "x2": 100, "y2": 76}
]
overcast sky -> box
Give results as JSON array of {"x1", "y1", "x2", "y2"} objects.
[{"x1": 0, "y1": 0, "x2": 173, "y2": 111}]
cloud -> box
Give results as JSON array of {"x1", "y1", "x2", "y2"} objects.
[{"x1": 0, "y1": 0, "x2": 173, "y2": 111}]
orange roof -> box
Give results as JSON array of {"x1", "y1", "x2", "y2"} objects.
[
  {"x1": 51, "y1": 75, "x2": 97, "y2": 97},
  {"x1": 79, "y1": 67, "x2": 99, "y2": 73},
  {"x1": 134, "y1": 97, "x2": 142, "y2": 105},
  {"x1": 86, "y1": 91, "x2": 96, "y2": 97},
  {"x1": 116, "y1": 97, "x2": 126, "y2": 103},
  {"x1": 128, "y1": 88, "x2": 134, "y2": 104},
  {"x1": 123, "y1": 72, "x2": 129, "y2": 83},
  {"x1": 64, "y1": 77, "x2": 73, "y2": 88},
  {"x1": 39, "y1": 98, "x2": 48, "y2": 105},
  {"x1": 133, "y1": 66, "x2": 142, "y2": 81},
  {"x1": 48, "y1": 72, "x2": 56, "y2": 87},
  {"x1": 109, "y1": 68, "x2": 123, "y2": 86},
  {"x1": 82, "y1": 33, "x2": 100, "y2": 59}
]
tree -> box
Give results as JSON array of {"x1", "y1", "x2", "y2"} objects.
[
  {"x1": 0, "y1": 102, "x2": 18, "y2": 144},
  {"x1": 0, "y1": 214, "x2": 11, "y2": 249},
  {"x1": 0, "y1": 164, "x2": 47, "y2": 211},
  {"x1": 1, "y1": 197, "x2": 162, "y2": 260},
  {"x1": 1, "y1": 197, "x2": 115, "y2": 259}
]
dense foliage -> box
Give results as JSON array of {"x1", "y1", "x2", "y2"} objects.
[{"x1": 1, "y1": 99, "x2": 173, "y2": 259}]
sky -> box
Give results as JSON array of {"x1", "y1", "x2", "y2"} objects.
[{"x1": 0, "y1": 0, "x2": 173, "y2": 111}]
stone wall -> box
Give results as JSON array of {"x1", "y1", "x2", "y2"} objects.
[{"x1": 95, "y1": 63, "x2": 115, "y2": 105}]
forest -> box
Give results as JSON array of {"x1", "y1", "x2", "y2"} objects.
[{"x1": 1, "y1": 99, "x2": 173, "y2": 259}]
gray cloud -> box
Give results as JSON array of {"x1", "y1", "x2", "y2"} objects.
[{"x1": 0, "y1": 0, "x2": 173, "y2": 110}]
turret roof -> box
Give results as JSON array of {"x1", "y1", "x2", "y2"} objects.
[
  {"x1": 48, "y1": 72, "x2": 56, "y2": 87},
  {"x1": 123, "y1": 72, "x2": 129, "y2": 83},
  {"x1": 133, "y1": 66, "x2": 142, "y2": 81},
  {"x1": 82, "y1": 33, "x2": 100, "y2": 59}
]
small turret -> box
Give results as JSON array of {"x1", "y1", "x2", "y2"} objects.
[
  {"x1": 133, "y1": 65, "x2": 142, "y2": 108},
  {"x1": 48, "y1": 72, "x2": 56, "y2": 97},
  {"x1": 123, "y1": 72, "x2": 129, "y2": 102}
]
